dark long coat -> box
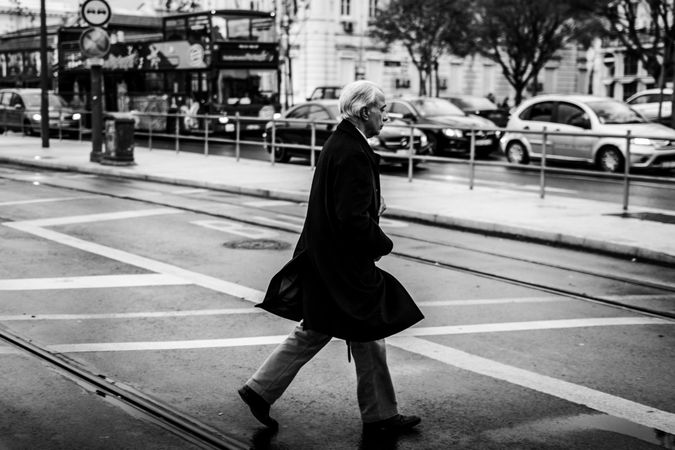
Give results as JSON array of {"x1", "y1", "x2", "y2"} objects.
[{"x1": 257, "y1": 120, "x2": 424, "y2": 342}]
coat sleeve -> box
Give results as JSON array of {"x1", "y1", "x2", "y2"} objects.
[{"x1": 332, "y1": 151, "x2": 393, "y2": 258}]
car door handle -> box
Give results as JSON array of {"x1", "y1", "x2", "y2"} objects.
[{"x1": 523, "y1": 126, "x2": 529, "y2": 130}]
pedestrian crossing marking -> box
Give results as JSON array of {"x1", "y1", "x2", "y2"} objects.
[
  {"x1": 0, "y1": 274, "x2": 188, "y2": 291},
  {"x1": 0, "y1": 196, "x2": 99, "y2": 207}
]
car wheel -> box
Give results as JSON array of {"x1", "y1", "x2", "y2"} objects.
[
  {"x1": 596, "y1": 146, "x2": 624, "y2": 173},
  {"x1": 273, "y1": 138, "x2": 290, "y2": 163},
  {"x1": 23, "y1": 120, "x2": 34, "y2": 136},
  {"x1": 505, "y1": 141, "x2": 530, "y2": 165}
]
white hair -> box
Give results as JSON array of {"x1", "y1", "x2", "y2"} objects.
[{"x1": 338, "y1": 80, "x2": 383, "y2": 121}]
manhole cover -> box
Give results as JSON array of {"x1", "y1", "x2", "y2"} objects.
[{"x1": 222, "y1": 239, "x2": 291, "y2": 250}]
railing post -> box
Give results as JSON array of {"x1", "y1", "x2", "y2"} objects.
[
  {"x1": 540, "y1": 126, "x2": 547, "y2": 199},
  {"x1": 175, "y1": 111, "x2": 180, "y2": 154},
  {"x1": 407, "y1": 124, "x2": 414, "y2": 182},
  {"x1": 235, "y1": 112, "x2": 241, "y2": 162},
  {"x1": 148, "y1": 113, "x2": 153, "y2": 151},
  {"x1": 623, "y1": 130, "x2": 631, "y2": 211},
  {"x1": 78, "y1": 113, "x2": 83, "y2": 141},
  {"x1": 310, "y1": 122, "x2": 316, "y2": 169},
  {"x1": 204, "y1": 114, "x2": 209, "y2": 156},
  {"x1": 469, "y1": 128, "x2": 476, "y2": 190},
  {"x1": 58, "y1": 111, "x2": 63, "y2": 141},
  {"x1": 270, "y1": 119, "x2": 276, "y2": 166}
]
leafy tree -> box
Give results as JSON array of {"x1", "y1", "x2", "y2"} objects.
[
  {"x1": 163, "y1": 0, "x2": 201, "y2": 12},
  {"x1": 474, "y1": 0, "x2": 599, "y2": 105},
  {"x1": 595, "y1": 0, "x2": 675, "y2": 126},
  {"x1": 369, "y1": 0, "x2": 475, "y2": 96}
]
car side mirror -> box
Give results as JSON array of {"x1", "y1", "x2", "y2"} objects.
[
  {"x1": 569, "y1": 115, "x2": 591, "y2": 129},
  {"x1": 14, "y1": 104, "x2": 23, "y2": 110},
  {"x1": 403, "y1": 112, "x2": 416, "y2": 122}
]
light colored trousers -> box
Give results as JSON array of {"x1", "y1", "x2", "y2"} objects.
[{"x1": 246, "y1": 323, "x2": 398, "y2": 423}]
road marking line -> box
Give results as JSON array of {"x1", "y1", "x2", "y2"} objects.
[
  {"x1": 417, "y1": 297, "x2": 570, "y2": 307},
  {"x1": 191, "y1": 219, "x2": 279, "y2": 239},
  {"x1": 244, "y1": 200, "x2": 295, "y2": 207},
  {"x1": 427, "y1": 174, "x2": 575, "y2": 194},
  {"x1": 0, "y1": 308, "x2": 261, "y2": 321},
  {"x1": 34, "y1": 317, "x2": 671, "y2": 353},
  {"x1": 4, "y1": 223, "x2": 264, "y2": 303},
  {"x1": 398, "y1": 317, "x2": 671, "y2": 336},
  {"x1": 388, "y1": 336, "x2": 675, "y2": 435},
  {"x1": 0, "y1": 274, "x2": 188, "y2": 291},
  {"x1": 0, "y1": 196, "x2": 99, "y2": 206},
  {"x1": 251, "y1": 216, "x2": 303, "y2": 231},
  {"x1": 7, "y1": 208, "x2": 182, "y2": 227},
  {"x1": 0, "y1": 347, "x2": 19, "y2": 355}
]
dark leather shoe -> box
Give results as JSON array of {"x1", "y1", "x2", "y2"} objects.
[
  {"x1": 238, "y1": 385, "x2": 278, "y2": 429},
  {"x1": 363, "y1": 414, "x2": 421, "y2": 433}
]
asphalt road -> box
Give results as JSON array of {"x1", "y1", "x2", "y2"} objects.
[{"x1": 1, "y1": 169, "x2": 674, "y2": 449}]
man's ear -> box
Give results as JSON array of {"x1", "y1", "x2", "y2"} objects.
[{"x1": 360, "y1": 106, "x2": 369, "y2": 120}]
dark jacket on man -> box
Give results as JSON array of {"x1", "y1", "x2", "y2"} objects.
[{"x1": 257, "y1": 120, "x2": 424, "y2": 342}]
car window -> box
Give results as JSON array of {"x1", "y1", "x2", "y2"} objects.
[
  {"x1": 411, "y1": 98, "x2": 464, "y2": 116},
  {"x1": 449, "y1": 97, "x2": 496, "y2": 110},
  {"x1": 556, "y1": 102, "x2": 586, "y2": 125},
  {"x1": 307, "y1": 105, "x2": 332, "y2": 121},
  {"x1": 390, "y1": 102, "x2": 412, "y2": 116},
  {"x1": 287, "y1": 105, "x2": 310, "y2": 119},
  {"x1": 9, "y1": 94, "x2": 24, "y2": 108},
  {"x1": 585, "y1": 99, "x2": 646, "y2": 124},
  {"x1": 521, "y1": 101, "x2": 554, "y2": 122},
  {"x1": 0, "y1": 92, "x2": 10, "y2": 106}
]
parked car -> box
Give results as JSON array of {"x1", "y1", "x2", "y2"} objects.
[
  {"x1": 387, "y1": 96, "x2": 500, "y2": 157},
  {"x1": 0, "y1": 88, "x2": 81, "y2": 136},
  {"x1": 306, "y1": 86, "x2": 342, "y2": 101},
  {"x1": 626, "y1": 88, "x2": 672, "y2": 127},
  {"x1": 263, "y1": 99, "x2": 431, "y2": 165},
  {"x1": 501, "y1": 94, "x2": 675, "y2": 172},
  {"x1": 444, "y1": 94, "x2": 509, "y2": 128}
]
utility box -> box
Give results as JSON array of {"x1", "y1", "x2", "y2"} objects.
[{"x1": 102, "y1": 115, "x2": 135, "y2": 165}]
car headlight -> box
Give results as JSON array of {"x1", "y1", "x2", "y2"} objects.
[
  {"x1": 72, "y1": 113, "x2": 81, "y2": 121},
  {"x1": 443, "y1": 128, "x2": 463, "y2": 138},
  {"x1": 631, "y1": 137, "x2": 652, "y2": 146},
  {"x1": 367, "y1": 136, "x2": 380, "y2": 147},
  {"x1": 32, "y1": 113, "x2": 41, "y2": 121},
  {"x1": 218, "y1": 116, "x2": 229, "y2": 124},
  {"x1": 420, "y1": 133, "x2": 428, "y2": 146}
]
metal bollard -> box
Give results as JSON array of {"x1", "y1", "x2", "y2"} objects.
[
  {"x1": 235, "y1": 112, "x2": 241, "y2": 162},
  {"x1": 310, "y1": 122, "x2": 316, "y2": 169},
  {"x1": 623, "y1": 130, "x2": 631, "y2": 211},
  {"x1": 469, "y1": 128, "x2": 475, "y2": 190},
  {"x1": 204, "y1": 115, "x2": 209, "y2": 156},
  {"x1": 58, "y1": 111, "x2": 63, "y2": 141},
  {"x1": 540, "y1": 126, "x2": 547, "y2": 199},
  {"x1": 407, "y1": 125, "x2": 414, "y2": 182},
  {"x1": 148, "y1": 114, "x2": 153, "y2": 151},
  {"x1": 270, "y1": 119, "x2": 276, "y2": 165}
]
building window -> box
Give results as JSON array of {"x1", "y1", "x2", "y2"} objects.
[
  {"x1": 624, "y1": 53, "x2": 638, "y2": 76},
  {"x1": 369, "y1": 0, "x2": 378, "y2": 17},
  {"x1": 341, "y1": 0, "x2": 351, "y2": 16}
]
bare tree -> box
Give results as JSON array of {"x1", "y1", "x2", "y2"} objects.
[
  {"x1": 474, "y1": 0, "x2": 599, "y2": 105},
  {"x1": 596, "y1": 0, "x2": 675, "y2": 126},
  {"x1": 369, "y1": 0, "x2": 474, "y2": 96}
]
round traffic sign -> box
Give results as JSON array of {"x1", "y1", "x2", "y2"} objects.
[
  {"x1": 80, "y1": 27, "x2": 111, "y2": 59},
  {"x1": 81, "y1": 0, "x2": 111, "y2": 27}
]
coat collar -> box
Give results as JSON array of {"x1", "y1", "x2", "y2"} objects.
[{"x1": 337, "y1": 120, "x2": 382, "y2": 166}]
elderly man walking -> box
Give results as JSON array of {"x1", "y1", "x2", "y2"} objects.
[{"x1": 238, "y1": 80, "x2": 424, "y2": 434}]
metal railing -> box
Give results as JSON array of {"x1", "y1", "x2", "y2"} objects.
[{"x1": 3, "y1": 108, "x2": 674, "y2": 211}]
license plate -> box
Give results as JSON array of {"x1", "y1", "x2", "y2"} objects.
[
  {"x1": 661, "y1": 161, "x2": 675, "y2": 168},
  {"x1": 245, "y1": 124, "x2": 261, "y2": 130},
  {"x1": 224, "y1": 124, "x2": 235, "y2": 133},
  {"x1": 475, "y1": 138, "x2": 493, "y2": 146}
]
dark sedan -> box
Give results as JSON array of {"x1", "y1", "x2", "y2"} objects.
[
  {"x1": 444, "y1": 94, "x2": 509, "y2": 128},
  {"x1": 263, "y1": 100, "x2": 431, "y2": 165},
  {"x1": 388, "y1": 97, "x2": 500, "y2": 157},
  {"x1": 0, "y1": 88, "x2": 81, "y2": 136}
]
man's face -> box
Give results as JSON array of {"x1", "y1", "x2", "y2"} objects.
[{"x1": 363, "y1": 92, "x2": 388, "y2": 138}]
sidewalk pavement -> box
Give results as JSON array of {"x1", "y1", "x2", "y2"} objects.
[{"x1": 1, "y1": 134, "x2": 674, "y2": 265}]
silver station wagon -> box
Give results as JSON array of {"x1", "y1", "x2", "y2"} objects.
[{"x1": 501, "y1": 94, "x2": 675, "y2": 172}]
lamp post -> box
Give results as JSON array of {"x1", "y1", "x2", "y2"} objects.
[{"x1": 40, "y1": 0, "x2": 49, "y2": 148}]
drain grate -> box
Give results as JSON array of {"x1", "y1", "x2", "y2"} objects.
[
  {"x1": 606, "y1": 212, "x2": 675, "y2": 224},
  {"x1": 222, "y1": 239, "x2": 291, "y2": 250}
]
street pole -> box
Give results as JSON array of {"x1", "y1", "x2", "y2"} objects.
[
  {"x1": 90, "y1": 62, "x2": 103, "y2": 162},
  {"x1": 39, "y1": 0, "x2": 49, "y2": 148}
]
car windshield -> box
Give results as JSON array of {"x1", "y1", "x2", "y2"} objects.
[
  {"x1": 450, "y1": 97, "x2": 496, "y2": 110},
  {"x1": 585, "y1": 100, "x2": 646, "y2": 124},
  {"x1": 411, "y1": 98, "x2": 465, "y2": 117},
  {"x1": 22, "y1": 93, "x2": 68, "y2": 108}
]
